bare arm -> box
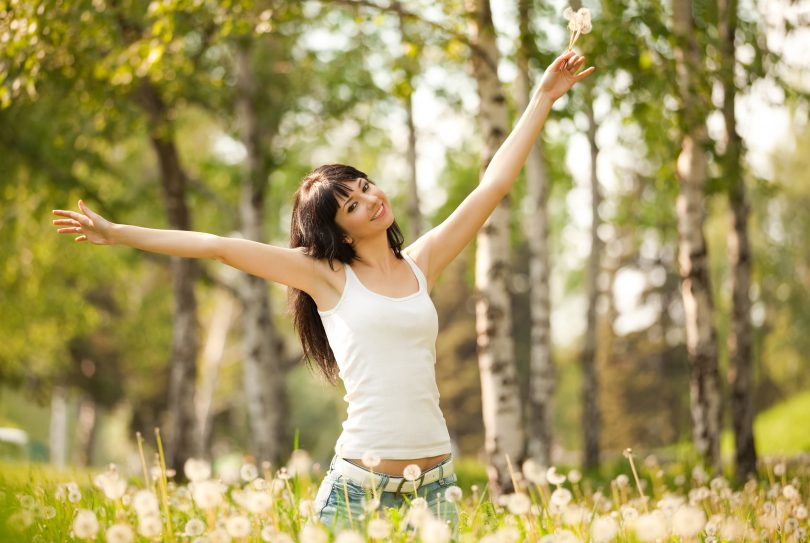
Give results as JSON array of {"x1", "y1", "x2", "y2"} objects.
[
  {"x1": 409, "y1": 51, "x2": 594, "y2": 287},
  {"x1": 53, "y1": 201, "x2": 325, "y2": 294}
]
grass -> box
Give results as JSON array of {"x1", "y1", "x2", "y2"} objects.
[{"x1": 721, "y1": 390, "x2": 810, "y2": 457}]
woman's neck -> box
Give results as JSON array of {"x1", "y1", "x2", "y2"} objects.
[{"x1": 351, "y1": 233, "x2": 398, "y2": 271}]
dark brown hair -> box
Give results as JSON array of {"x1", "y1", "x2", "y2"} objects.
[{"x1": 288, "y1": 164, "x2": 404, "y2": 385}]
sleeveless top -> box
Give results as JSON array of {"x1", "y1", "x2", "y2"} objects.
[{"x1": 317, "y1": 252, "x2": 452, "y2": 459}]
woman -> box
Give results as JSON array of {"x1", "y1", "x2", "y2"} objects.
[{"x1": 53, "y1": 51, "x2": 593, "y2": 538}]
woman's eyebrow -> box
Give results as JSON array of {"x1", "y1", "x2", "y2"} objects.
[{"x1": 340, "y1": 178, "x2": 365, "y2": 210}]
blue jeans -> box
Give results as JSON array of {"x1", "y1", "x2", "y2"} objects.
[{"x1": 314, "y1": 454, "x2": 460, "y2": 540}]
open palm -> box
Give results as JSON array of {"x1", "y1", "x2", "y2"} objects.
[
  {"x1": 52, "y1": 200, "x2": 115, "y2": 245},
  {"x1": 538, "y1": 51, "x2": 595, "y2": 101}
]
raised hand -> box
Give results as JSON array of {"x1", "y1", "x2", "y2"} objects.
[
  {"x1": 52, "y1": 200, "x2": 116, "y2": 245},
  {"x1": 537, "y1": 50, "x2": 595, "y2": 101}
]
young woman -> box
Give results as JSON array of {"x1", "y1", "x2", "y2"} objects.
[{"x1": 53, "y1": 51, "x2": 593, "y2": 537}]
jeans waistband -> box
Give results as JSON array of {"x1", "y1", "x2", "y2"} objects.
[{"x1": 330, "y1": 454, "x2": 454, "y2": 494}]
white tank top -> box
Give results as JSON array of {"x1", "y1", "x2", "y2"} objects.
[{"x1": 317, "y1": 252, "x2": 452, "y2": 459}]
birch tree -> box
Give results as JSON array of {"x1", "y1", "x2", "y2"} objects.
[
  {"x1": 467, "y1": 0, "x2": 524, "y2": 496},
  {"x1": 516, "y1": 0, "x2": 554, "y2": 469},
  {"x1": 672, "y1": 0, "x2": 722, "y2": 471}
]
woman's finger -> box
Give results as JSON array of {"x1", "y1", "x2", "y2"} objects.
[
  {"x1": 574, "y1": 66, "x2": 596, "y2": 80},
  {"x1": 75, "y1": 235, "x2": 87, "y2": 242},
  {"x1": 551, "y1": 50, "x2": 577, "y2": 71},
  {"x1": 53, "y1": 219, "x2": 81, "y2": 226}
]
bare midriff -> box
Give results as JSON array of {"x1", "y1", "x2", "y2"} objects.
[{"x1": 344, "y1": 453, "x2": 451, "y2": 477}]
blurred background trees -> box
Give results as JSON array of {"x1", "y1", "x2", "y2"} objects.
[{"x1": 1, "y1": 0, "x2": 808, "y2": 494}]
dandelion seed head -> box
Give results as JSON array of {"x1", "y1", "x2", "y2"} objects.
[
  {"x1": 334, "y1": 530, "x2": 365, "y2": 543},
  {"x1": 411, "y1": 496, "x2": 428, "y2": 509},
  {"x1": 420, "y1": 518, "x2": 451, "y2": 543},
  {"x1": 137, "y1": 511, "x2": 162, "y2": 538},
  {"x1": 634, "y1": 510, "x2": 668, "y2": 542},
  {"x1": 495, "y1": 526, "x2": 522, "y2": 543},
  {"x1": 671, "y1": 505, "x2": 706, "y2": 537},
  {"x1": 367, "y1": 518, "x2": 392, "y2": 539},
  {"x1": 403, "y1": 464, "x2": 422, "y2": 481},
  {"x1": 783, "y1": 484, "x2": 799, "y2": 500},
  {"x1": 562, "y1": 504, "x2": 589, "y2": 526},
  {"x1": 405, "y1": 506, "x2": 433, "y2": 529},
  {"x1": 507, "y1": 492, "x2": 532, "y2": 515},
  {"x1": 207, "y1": 527, "x2": 231, "y2": 543},
  {"x1": 133, "y1": 489, "x2": 159, "y2": 516},
  {"x1": 184, "y1": 458, "x2": 212, "y2": 482},
  {"x1": 288, "y1": 449, "x2": 313, "y2": 476},
  {"x1": 444, "y1": 485, "x2": 463, "y2": 503},
  {"x1": 615, "y1": 474, "x2": 629, "y2": 487},
  {"x1": 568, "y1": 469, "x2": 582, "y2": 484},
  {"x1": 106, "y1": 523, "x2": 134, "y2": 543},
  {"x1": 361, "y1": 451, "x2": 381, "y2": 468},
  {"x1": 240, "y1": 463, "x2": 259, "y2": 482},
  {"x1": 362, "y1": 496, "x2": 381, "y2": 513},
  {"x1": 620, "y1": 504, "x2": 639, "y2": 522},
  {"x1": 184, "y1": 518, "x2": 205, "y2": 537},
  {"x1": 720, "y1": 517, "x2": 745, "y2": 540},
  {"x1": 192, "y1": 480, "x2": 224, "y2": 510},
  {"x1": 298, "y1": 498, "x2": 316, "y2": 517},
  {"x1": 521, "y1": 459, "x2": 547, "y2": 485},
  {"x1": 795, "y1": 505, "x2": 808, "y2": 520},
  {"x1": 546, "y1": 467, "x2": 566, "y2": 486},
  {"x1": 225, "y1": 515, "x2": 251, "y2": 538},
  {"x1": 773, "y1": 462, "x2": 786, "y2": 476},
  {"x1": 550, "y1": 487, "x2": 573, "y2": 508},
  {"x1": 591, "y1": 515, "x2": 619, "y2": 543},
  {"x1": 42, "y1": 505, "x2": 56, "y2": 520}
]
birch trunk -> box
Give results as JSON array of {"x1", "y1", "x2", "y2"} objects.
[
  {"x1": 719, "y1": 0, "x2": 757, "y2": 479},
  {"x1": 138, "y1": 81, "x2": 202, "y2": 471},
  {"x1": 580, "y1": 89, "x2": 602, "y2": 469},
  {"x1": 517, "y1": 0, "x2": 554, "y2": 469},
  {"x1": 74, "y1": 395, "x2": 97, "y2": 467},
  {"x1": 672, "y1": 0, "x2": 723, "y2": 471},
  {"x1": 467, "y1": 0, "x2": 524, "y2": 498},
  {"x1": 235, "y1": 43, "x2": 289, "y2": 465}
]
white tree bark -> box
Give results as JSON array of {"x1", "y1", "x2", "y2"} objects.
[
  {"x1": 49, "y1": 385, "x2": 68, "y2": 468},
  {"x1": 672, "y1": 0, "x2": 723, "y2": 471},
  {"x1": 516, "y1": 0, "x2": 554, "y2": 469},
  {"x1": 467, "y1": 0, "x2": 525, "y2": 498}
]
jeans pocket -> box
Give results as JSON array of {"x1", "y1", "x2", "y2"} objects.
[{"x1": 314, "y1": 474, "x2": 337, "y2": 515}]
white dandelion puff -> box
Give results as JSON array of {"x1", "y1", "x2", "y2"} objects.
[
  {"x1": 105, "y1": 523, "x2": 134, "y2": 543},
  {"x1": 335, "y1": 530, "x2": 365, "y2": 543},
  {"x1": 225, "y1": 515, "x2": 251, "y2": 539},
  {"x1": 361, "y1": 451, "x2": 381, "y2": 469},
  {"x1": 546, "y1": 467, "x2": 567, "y2": 486},
  {"x1": 367, "y1": 518, "x2": 392, "y2": 539},
  {"x1": 522, "y1": 459, "x2": 547, "y2": 485},
  {"x1": 184, "y1": 518, "x2": 205, "y2": 537},
  {"x1": 507, "y1": 493, "x2": 532, "y2": 515},
  {"x1": 444, "y1": 485, "x2": 463, "y2": 503},
  {"x1": 240, "y1": 463, "x2": 259, "y2": 482},
  {"x1": 184, "y1": 458, "x2": 212, "y2": 482},
  {"x1": 192, "y1": 480, "x2": 224, "y2": 510},
  {"x1": 288, "y1": 449, "x2": 313, "y2": 476},
  {"x1": 634, "y1": 511, "x2": 668, "y2": 542},
  {"x1": 72, "y1": 509, "x2": 99, "y2": 540},
  {"x1": 419, "y1": 518, "x2": 451, "y2": 543},
  {"x1": 403, "y1": 464, "x2": 422, "y2": 481},
  {"x1": 591, "y1": 515, "x2": 619, "y2": 543},
  {"x1": 299, "y1": 499, "x2": 316, "y2": 517},
  {"x1": 550, "y1": 487, "x2": 573, "y2": 508},
  {"x1": 362, "y1": 496, "x2": 381, "y2": 513},
  {"x1": 299, "y1": 524, "x2": 328, "y2": 543},
  {"x1": 672, "y1": 505, "x2": 706, "y2": 537},
  {"x1": 132, "y1": 489, "x2": 159, "y2": 516},
  {"x1": 137, "y1": 512, "x2": 162, "y2": 538}
]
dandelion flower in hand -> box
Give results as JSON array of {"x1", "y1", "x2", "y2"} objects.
[{"x1": 563, "y1": 6, "x2": 592, "y2": 51}]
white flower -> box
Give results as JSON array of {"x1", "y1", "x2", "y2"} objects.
[
  {"x1": 773, "y1": 462, "x2": 786, "y2": 476},
  {"x1": 244, "y1": 490, "x2": 272, "y2": 514},
  {"x1": 335, "y1": 531, "x2": 365, "y2": 543},
  {"x1": 362, "y1": 496, "x2": 381, "y2": 513},
  {"x1": 367, "y1": 518, "x2": 392, "y2": 539},
  {"x1": 192, "y1": 480, "x2": 224, "y2": 510},
  {"x1": 550, "y1": 488, "x2": 573, "y2": 508},
  {"x1": 444, "y1": 485, "x2": 463, "y2": 503},
  {"x1": 184, "y1": 518, "x2": 205, "y2": 537},
  {"x1": 288, "y1": 449, "x2": 313, "y2": 476},
  {"x1": 225, "y1": 515, "x2": 251, "y2": 538},
  {"x1": 634, "y1": 511, "x2": 668, "y2": 542},
  {"x1": 133, "y1": 489, "x2": 159, "y2": 516},
  {"x1": 106, "y1": 523, "x2": 134, "y2": 543},
  {"x1": 299, "y1": 524, "x2": 328, "y2": 543},
  {"x1": 591, "y1": 515, "x2": 619, "y2": 543},
  {"x1": 361, "y1": 451, "x2": 381, "y2": 469},
  {"x1": 783, "y1": 484, "x2": 799, "y2": 500},
  {"x1": 403, "y1": 464, "x2": 422, "y2": 481},
  {"x1": 73, "y1": 509, "x2": 99, "y2": 540},
  {"x1": 795, "y1": 505, "x2": 808, "y2": 520},
  {"x1": 719, "y1": 517, "x2": 745, "y2": 540},
  {"x1": 562, "y1": 504, "x2": 590, "y2": 526},
  {"x1": 495, "y1": 526, "x2": 523, "y2": 542},
  {"x1": 615, "y1": 474, "x2": 629, "y2": 487},
  {"x1": 420, "y1": 518, "x2": 451, "y2": 543},
  {"x1": 138, "y1": 512, "x2": 163, "y2": 538},
  {"x1": 620, "y1": 505, "x2": 639, "y2": 522},
  {"x1": 567, "y1": 469, "x2": 582, "y2": 484},
  {"x1": 240, "y1": 463, "x2": 259, "y2": 482},
  {"x1": 671, "y1": 505, "x2": 706, "y2": 537},
  {"x1": 405, "y1": 506, "x2": 434, "y2": 529},
  {"x1": 411, "y1": 497, "x2": 428, "y2": 509},
  {"x1": 184, "y1": 458, "x2": 212, "y2": 482},
  {"x1": 208, "y1": 527, "x2": 232, "y2": 543},
  {"x1": 507, "y1": 493, "x2": 532, "y2": 515},
  {"x1": 67, "y1": 482, "x2": 82, "y2": 503},
  {"x1": 546, "y1": 467, "x2": 566, "y2": 486},
  {"x1": 522, "y1": 459, "x2": 547, "y2": 485}
]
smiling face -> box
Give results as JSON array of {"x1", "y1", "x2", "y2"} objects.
[{"x1": 333, "y1": 178, "x2": 394, "y2": 243}]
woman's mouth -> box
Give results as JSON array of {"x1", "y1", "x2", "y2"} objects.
[{"x1": 371, "y1": 203, "x2": 385, "y2": 221}]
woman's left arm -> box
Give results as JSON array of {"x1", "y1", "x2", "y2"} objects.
[{"x1": 408, "y1": 50, "x2": 594, "y2": 288}]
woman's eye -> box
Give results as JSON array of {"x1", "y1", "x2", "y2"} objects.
[
  {"x1": 363, "y1": 182, "x2": 369, "y2": 191},
  {"x1": 349, "y1": 203, "x2": 356, "y2": 212}
]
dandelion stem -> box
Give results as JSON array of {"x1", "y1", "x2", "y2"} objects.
[
  {"x1": 154, "y1": 428, "x2": 176, "y2": 542},
  {"x1": 136, "y1": 431, "x2": 151, "y2": 490},
  {"x1": 624, "y1": 449, "x2": 648, "y2": 513}
]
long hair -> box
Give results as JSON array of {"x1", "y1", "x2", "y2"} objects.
[{"x1": 289, "y1": 164, "x2": 405, "y2": 385}]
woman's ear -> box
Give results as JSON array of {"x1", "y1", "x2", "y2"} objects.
[{"x1": 344, "y1": 235, "x2": 354, "y2": 245}]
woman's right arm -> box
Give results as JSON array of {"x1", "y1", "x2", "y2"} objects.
[{"x1": 53, "y1": 200, "x2": 326, "y2": 294}]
